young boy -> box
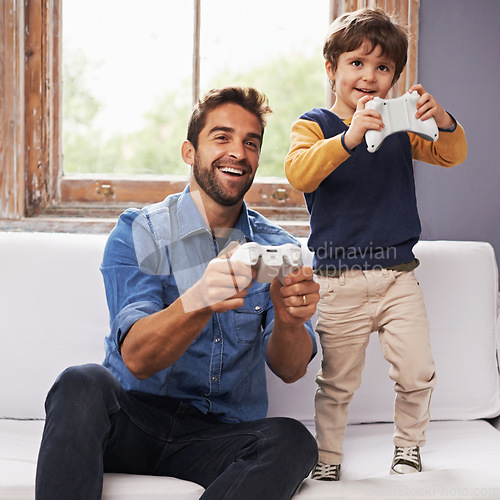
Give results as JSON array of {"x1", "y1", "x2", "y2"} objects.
[{"x1": 285, "y1": 8, "x2": 467, "y2": 480}]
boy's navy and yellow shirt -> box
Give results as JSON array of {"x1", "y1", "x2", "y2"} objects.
[{"x1": 285, "y1": 107, "x2": 467, "y2": 272}]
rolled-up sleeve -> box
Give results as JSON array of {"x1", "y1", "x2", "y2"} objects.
[{"x1": 100, "y1": 209, "x2": 165, "y2": 348}]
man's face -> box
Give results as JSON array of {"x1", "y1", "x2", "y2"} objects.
[{"x1": 190, "y1": 103, "x2": 263, "y2": 207}]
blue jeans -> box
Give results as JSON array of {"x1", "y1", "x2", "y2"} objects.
[{"x1": 35, "y1": 364, "x2": 317, "y2": 500}]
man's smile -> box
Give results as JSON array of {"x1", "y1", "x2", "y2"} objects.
[
  {"x1": 214, "y1": 158, "x2": 252, "y2": 178},
  {"x1": 218, "y1": 166, "x2": 245, "y2": 176}
]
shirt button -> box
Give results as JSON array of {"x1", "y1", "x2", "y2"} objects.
[
  {"x1": 212, "y1": 376, "x2": 218, "y2": 382},
  {"x1": 254, "y1": 305, "x2": 261, "y2": 311},
  {"x1": 215, "y1": 338, "x2": 221, "y2": 343}
]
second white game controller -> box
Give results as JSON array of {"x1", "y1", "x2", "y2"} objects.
[
  {"x1": 230, "y1": 242, "x2": 302, "y2": 284},
  {"x1": 364, "y1": 91, "x2": 439, "y2": 153}
]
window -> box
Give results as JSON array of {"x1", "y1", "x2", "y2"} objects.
[
  {"x1": 0, "y1": 0, "x2": 419, "y2": 235},
  {"x1": 62, "y1": 1, "x2": 329, "y2": 181}
]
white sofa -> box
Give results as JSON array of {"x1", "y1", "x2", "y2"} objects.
[{"x1": 1, "y1": 231, "x2": 499, "y2": 499}]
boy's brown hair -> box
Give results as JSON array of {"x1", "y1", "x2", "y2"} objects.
[
  {"x1": 323, "y1": 8, "x2": 408, "y2": 87},
  {"x1": 187, "y1": 86, "x2": 272, "y2": 150}
]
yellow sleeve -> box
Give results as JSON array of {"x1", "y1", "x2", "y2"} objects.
[
  {"x1": 284, "y1": 119, "x2": 351, "y2": 193},
  {"x1": 410, "y1": 121, "x2": 467, "y2": 167}
]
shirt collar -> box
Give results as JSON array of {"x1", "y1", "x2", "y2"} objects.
[
  {"x1": 175, "y1": 186, "x2": 210, "y2": 240},
  {"x1": 175, "y1": 185, "x2": 254, "y2": 246}
]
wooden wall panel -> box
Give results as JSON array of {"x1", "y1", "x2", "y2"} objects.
[
  {"x1": 0, "y1": 0, "x2": 25, "y2": 219},
  {"x1": 24, "y1": 0, "x2": 45, "y2": 215},
  {"x1": 24, "y1": 0, "x2": 60, "y2": 216},
  {"x1": 0, "y1": 0, "x2": 61, "y2": 219}
]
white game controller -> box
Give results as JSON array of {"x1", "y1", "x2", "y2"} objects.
[
  {"x1": 230, "y1": 242, "x2": 303, "y2": 284},
  {"x1": 364, "y1": 91, "x2": 439, "y2": 153}
]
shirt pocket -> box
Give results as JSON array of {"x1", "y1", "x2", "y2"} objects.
[{"x1": 232, "y1": 286, "x2": 270, "y2": 344}]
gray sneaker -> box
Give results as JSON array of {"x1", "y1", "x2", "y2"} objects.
[
  {"x1": 391, "y1": 446, "x2": 422, "y2": 474},
  {"x1": 311, "y1": 461, "x2": 341, "y2": 481}
]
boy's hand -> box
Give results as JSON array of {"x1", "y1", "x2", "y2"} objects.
[
  {"x1": 344, "y1": 95, "x2": 384, "y2": 150},
  {"x1": 409, "y1": 84, "x2": 454, "y2": 129}
]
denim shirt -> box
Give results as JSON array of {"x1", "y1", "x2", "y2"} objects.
[{"x1": 101, "y1": 186, "x2": 317, "y2": 423}]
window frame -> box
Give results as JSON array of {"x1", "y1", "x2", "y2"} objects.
[{"x1": 0, "y1": 0, "x2": 419, "y2": 235}]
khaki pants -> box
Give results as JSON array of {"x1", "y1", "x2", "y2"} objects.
[{"x1": 314, "y1": 269, "x2": 436, "y2": 465}]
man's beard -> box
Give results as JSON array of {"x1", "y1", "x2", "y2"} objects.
[{"x1": 192, "y1": 155, "x2": 255, "y2": 207}]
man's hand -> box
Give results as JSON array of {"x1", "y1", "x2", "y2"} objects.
[
  {"x1": 270, "y1": 266, "x2": 320, "y2": 326},
  {"x1": 182, "y1": 251, "x2": 254, "y2": 314},
  {"x1": 343, "y1": 95, "x2": 384, "y2": 150}
]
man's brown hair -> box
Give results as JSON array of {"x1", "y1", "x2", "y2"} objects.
[{"x1": 187, "y1": 87, "x2": 272, "y2": 150}]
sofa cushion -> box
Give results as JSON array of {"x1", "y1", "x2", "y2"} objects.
[
  {"x1": 294, "y1": 419, "x2": 500, "y2": 499},
  {"x1": 2, "y1": 418, "x2": 499, "y2": 500},
  {"x1": 0, "y1": 232, "x2": 109, "y2": 419},
  {"x1": 0, "y1": 420, "x2": 205, "y2": 500}
]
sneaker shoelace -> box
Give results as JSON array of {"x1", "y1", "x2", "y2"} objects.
[
  {"x1": 312, "y1": 462, "x2": 340, "y2": 481},
  {"x1": 394, "y1": 446, "x2": 421, "y2": 469}
]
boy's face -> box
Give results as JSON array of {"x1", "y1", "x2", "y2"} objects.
[{"x1": 327, "y1": 42, "x2": 396, "y2": 118}]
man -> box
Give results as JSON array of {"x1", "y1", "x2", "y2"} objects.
[{"x1": 36, "y1": 87, "x2": 320, "y2": 500}]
